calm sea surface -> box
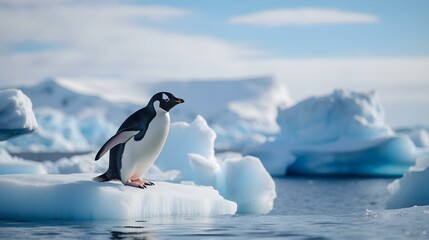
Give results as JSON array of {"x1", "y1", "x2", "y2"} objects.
[{"x1": 1, "y1": 177, "x2": 428, "y2": 239}]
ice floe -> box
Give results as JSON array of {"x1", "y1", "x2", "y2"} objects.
[
  {"x1": 386, "y1": 154, "x2": 429, "y2": 209},
  {"x1": 0, "y1": 173, "x2": 236, "y2": 220},
  {"x1": 247, "y1": 89, "x2": 417, "y2": 176}
]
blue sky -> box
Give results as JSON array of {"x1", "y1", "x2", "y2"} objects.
[
  {"x1": 0, "y1": 0, "x2": 428, "y2": 126},
  {"x1": 137, "y1": 0, "x2": 429, "y2": 57}
]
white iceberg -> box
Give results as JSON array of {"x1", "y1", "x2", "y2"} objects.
[
  {"x1": 216, "y1": 155, "x2": 276, "y2": 214},
  {"x1": 247, "y1": 89, "x2": 417, "y2": 176},
  {"x1": 0, "y1": 89, "x2": 37, "y2": 141},
  {"x1": 0, "y1": 173, "x2": 236, "y2": 220},
  {"x1": 386, "y1": 154, "x2": 429, "y2": 209}
]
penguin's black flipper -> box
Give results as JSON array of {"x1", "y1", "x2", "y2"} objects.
[{"x1": 95, "y1": 127, "x2": 140, "y2": 161}]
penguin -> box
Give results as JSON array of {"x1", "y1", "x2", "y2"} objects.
[{"x1": 93, "y1": 92, "x2": 184, "y2": 188}]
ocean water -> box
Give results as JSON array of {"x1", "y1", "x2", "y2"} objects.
[{"x1": 1, "y1": 177, "x2": 428, "y2": 239}]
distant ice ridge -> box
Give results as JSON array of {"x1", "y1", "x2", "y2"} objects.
[
  {"x1": 0, "y1": 173, "x2": 237, "y2": 220},
  {"x1": 0, "y1": 149, "x2": 46, "y2": 174},
  {"x1": 386, "y1": 152, "x2": 429, "y2": 209},
  {"x1": 5, "y1": 77, "x2": 290, "y2": 152},
  {"x1": 5, "y1": 109, "x2": 116, "y2": 152},
  {"x1": 0, "y1": 89, "x2": 37, "y2": 141},
  {"x1": 395, "y1": 126, "x2": 429, "y2": 148},
  {"x1": 246, "y1": 89, "x2": 417, "y2": 176}
]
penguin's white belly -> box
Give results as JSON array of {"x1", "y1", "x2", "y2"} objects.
[{"x1": 120, "y1": 112, "x2": 170, "y2": 183}]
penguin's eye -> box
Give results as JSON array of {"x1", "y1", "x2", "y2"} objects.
[{"x1": 162, "y1": 93, "x2": 170, "y2": 102}]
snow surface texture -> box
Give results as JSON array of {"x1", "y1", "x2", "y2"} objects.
[
  {"x1": 6, "y1": 77, "x2": 291, "y2": 152},
  {"x1": 0, "y1": 89, "x2": 37, "y2": 141},
  {"x1": 386, "y1": 154, "x2": 429, "y2": 209},
  {"x1": 0, "y1": 116, "x2": 276, "y2": 214},
  {"x1": 0, "y1": 173, "x2": 237, "y2": 220},
  {"x1": 246, "y1": 89, "x2": 417, "y2": 176}
]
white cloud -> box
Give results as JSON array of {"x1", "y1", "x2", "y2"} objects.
[
  {"x1": 0, "y1": 2, "x2": 256, "y2": 82},
  {"x1": 230, "y1": 8, "x2": 378, "y2": 26}
]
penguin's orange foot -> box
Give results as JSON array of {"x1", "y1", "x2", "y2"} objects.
[
  {"x1": 126, "y1": 178, "x2": 146, "y2": 189},
  {"x1": 127, "y1": 178, "x2": 154, "y2": 188},
  {"x1": 142, "y1": 179, "x2": 155, "y2": 186}
]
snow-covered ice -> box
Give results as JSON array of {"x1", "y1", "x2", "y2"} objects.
[
  {"x1": 386, "y1": 154, "x2": 429, "y2": 209},
  {"x1": 0, "y1": 173, "x2": 237, "y2": 220},
  {"x1": 0, "y1": 89, "x2": 37, "y2": 141},
  {"x1": 247, "y1": 89, "x2": 417, "y2": 176}
]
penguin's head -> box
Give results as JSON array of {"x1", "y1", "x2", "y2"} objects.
[{"x1": 151, "y1": 92, "x2": 184, "y2": 112}]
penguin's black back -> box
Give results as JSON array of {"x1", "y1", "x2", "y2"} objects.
[{"x1": 93, "y1": 104, "x2": 157, "y2": 182}]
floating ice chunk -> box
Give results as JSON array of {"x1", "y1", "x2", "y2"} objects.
[
  {"x1": 188, "y1": 153, "x2": 219, "y2": 186},
  {"x1": 156, "y1": 115, "x2": 216, "y2": 179},
  {"x1": 0, "y1": 149, "x2": 46, "y2": 174},
  {"x1": 247, "y1": 89, "x2": 416, "y2": 176},
  {"x1": 0, "y1": 173, "x2": 236, "y2": 220},
  {"x1": 217, "y1": 155, "x2": 276, "y2": 214},
  {"x1": 0, "y1": 89, "x2": 37, "y2": 141},
  {"x1": 158, "y1": 116, "x2": 276, "y2": 214},
  {"x1": 386, "y1": 155, "x2": 429, "y2": 209}
]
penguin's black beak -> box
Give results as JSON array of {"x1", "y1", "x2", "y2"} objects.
[{"x1": 175, "y1": 98, "x2": 185, "y2": 104}]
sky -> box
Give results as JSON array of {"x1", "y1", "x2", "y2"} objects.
[{"x1": 0, "y1": 0, "x2": 428, "y2": 127}]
